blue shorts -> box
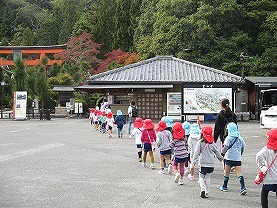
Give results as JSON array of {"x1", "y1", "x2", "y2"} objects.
[
  {"x1": 224, "y1": 159, "x2": 242, "y2": 167},
  {"x1": 136, "y1": 144, "x2": 142, "y2": 149},
  {"x1": 200, "y1": 167, "x2": 214, "y2": 175},
  {"x1": 160, "y1": 149, "x2": 171, "y2": 155},
  {"x1": 143, "y1": 143, "x2": 152, "y2": 152},
  {"x1": 263, "y1": 184, "x2": 277, "y2": 192},
  {"x1": 174, "y1": 157, "x2": 188, "y2": 163}
]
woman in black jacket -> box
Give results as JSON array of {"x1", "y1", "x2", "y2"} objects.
[{"x1": 214, "y1": 98, "x2": 237, "y2": 144}]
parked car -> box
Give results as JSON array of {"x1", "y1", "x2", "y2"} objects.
[{"x1": 260, "y1": 106, "x2": 277, "y2": 129}]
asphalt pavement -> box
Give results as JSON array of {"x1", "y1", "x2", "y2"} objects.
[{"x1": 0, "y1": 118, "x2": 275, "y2": 208}]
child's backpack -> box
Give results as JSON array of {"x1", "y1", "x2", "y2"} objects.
[{"x1": 131, "y1": 106, "x2": 138, "y2": 117}]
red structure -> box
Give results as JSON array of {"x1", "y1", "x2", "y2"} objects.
[{"x1": 0, "y1": 45, "x2": 66, "y2": 66}]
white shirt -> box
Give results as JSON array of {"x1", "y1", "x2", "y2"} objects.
[
  {"x1": 131, "y1": 127, "x2": 143, "y2": 145},
  {"x1": 128, "y1": 106, "x2": 133, "y2": 118},
  {"x1": 106, "y1": 117, "x2": 115, "y2": 127}
]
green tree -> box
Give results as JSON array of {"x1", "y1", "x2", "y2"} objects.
[
  {"x1": 58, "y1": 0, "x2": 77, "y2": 44},
  {"x1": 13, "y1": 59, "x2": 26, "y2": 91},
  {"x1": 35, "y1": 68, "x2": 49, "y2": 110}
]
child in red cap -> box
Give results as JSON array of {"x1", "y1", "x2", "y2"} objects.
[
  {"x1": 169, "y1": 122, "x2": 188, "y2": 185},
  {"x1": 156, "y1": 121, "x2": 173, "y2": 174},
  {"x1": 256, "y1": 128, "x2": 277, "y2": 208},
  {"x1": 89, "y1": 108, "x2": 95, "y2": 126},
  {"x1": 192, "y1": 126, "x2": 223, "y2": 198},
  {"x1": 105, "y1": 112, "x2": 114, "y2": 138},
  {"x1": 130, "y1": 118, "x2": 143, "y2": 162},
  {"x1": 141, "y1": 119, "x2": 156, "y2": 169}
]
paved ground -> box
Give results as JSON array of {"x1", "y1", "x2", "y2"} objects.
[{"x1": 0, "y1": 118, "x2": 276, "y2": 208}]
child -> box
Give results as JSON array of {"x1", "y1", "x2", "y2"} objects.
[
  {"x1": 192, "y1": 126, "x2": 223, "y2": 198},
  {"x1": 93, "y1": 110, "x2": 100, "y2": 130},
  {"x1": 105, "y1": 112, "x2": 114, "y2": 138},
  {"x1": 100, "y1": 111, "x2": 107, "y2": 133},
  {"x1": 161, "y1": 116, "x2": 173, "y2": 132},
  {"x1": 169, "y1": 122, "x2": 189, "y2": 185},
  {"x1": 115, "y1": 110, "x2": 126, "y2": 138},
  {"x1": 89, "y1": 108, "x2": 95, "y2": 126},
  {"x1": 188, "y1": 123, "x2": 201, "y2": 181},
  {"x1": 141, "y1": 119, "x2": 156, "y2": 169},
  {"x1": 220, "y1": 122, "x2": 247, "y2": 195},
  {"x1": 156, "y1": 121, "x2": 173, "y2": 174},
  {"x1": 183, "y1": 121, "x2": 191, "y2": 174},
  {"x1": 256, "y1": 128, "x2": 277, "y2": 208},
  {"x1": 130, "y1": 118, "x2": 143, "y2": 162}
]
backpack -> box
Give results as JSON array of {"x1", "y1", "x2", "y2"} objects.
[
  {"x1": 131, "y1": 106, "x2": 138, "y2": 117},
  {"x1": 220, "y1": 113, "x2": 234, "y2": 138}
]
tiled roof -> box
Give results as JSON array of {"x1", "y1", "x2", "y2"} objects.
[
  {"x1": 246, "y1": 77, "x2": 277, "y2": 84},
  {"x1": 88, "y1": 56, "x2": 242, "y2": 84},
  {"x1": 53, "y1": 86, "x2": 75, "y2": 92}
]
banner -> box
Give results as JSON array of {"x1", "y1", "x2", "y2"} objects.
[
  {"x1": 183, "y1": 88, "x2": 232, "y2": 113},
  {"x1": 13, "y1": 91, "x2": 27, "y2": 120}
]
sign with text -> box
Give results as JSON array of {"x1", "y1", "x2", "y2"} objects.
[
  {"x1": 183, "y1": 87, "x2": 232, "y2": 114},
  {"x1": 13, "y1": 91, "x2": 27, "y2": 120}
]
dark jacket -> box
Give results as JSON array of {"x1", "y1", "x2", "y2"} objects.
[{"x1": 214, "y1": 110, "x2": 237, "y2": 143}]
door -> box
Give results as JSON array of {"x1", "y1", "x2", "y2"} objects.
[{"x1": 137, "y1": 93, "x2": 163, "y2": 120}]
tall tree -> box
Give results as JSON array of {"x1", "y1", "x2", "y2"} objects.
[
  {"x1": 13, "y1": 59, "x2": 26, "y2": 91},
  {"x1": 58, "y1": 0, "x2": 77, "y2": 44}
]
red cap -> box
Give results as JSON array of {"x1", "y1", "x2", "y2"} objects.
[
  {"x1": 266, "y1": 129, "x2": 277, "y2": 151},
  {"x1": 101, "y1": 111, "x2": 106, "y2": 116},
  {"x1": 143, "y1": 119, "x2": 154, "y2": 130},
  {"x1": 134, "y1": 118, "x2": 143, "y2": 128},
  {"x1": 202, "y1": 126, "x2": 214, "y2": 143},
  {"x1": 173, "y1": 122, "x2": 185, "y2": 140},
  {"x1": 90, "y1": 108, "x2": 95, "y2": 113},
  {"x1": 107, "y1": 112, "x2": 113, "y2": 119},
  {"x1": 156, "y1": 121, "x2": 167, "y2": 132}
]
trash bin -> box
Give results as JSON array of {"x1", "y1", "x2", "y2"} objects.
[
  {"x1": 45, "y1": 109, "x2": 51, "y2": 120},
  {"x1": 242, "y1": 112, "x2": 250, "y2": 121}
]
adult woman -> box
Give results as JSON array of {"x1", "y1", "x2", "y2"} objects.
[{"x1": 214, "y1": 98, "x2": 237, "y2": 144}]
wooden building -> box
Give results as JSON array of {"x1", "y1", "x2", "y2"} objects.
[{"x1": 76, "y1": 56, "x2": 243, "y2": 120}]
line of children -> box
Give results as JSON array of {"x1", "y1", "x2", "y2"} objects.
[{"x1": 89, "y1": 108, "x2": 127, "y2": 138}]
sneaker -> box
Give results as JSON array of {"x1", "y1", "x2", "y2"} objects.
[
  {"x1": 168, "y1": 164, "x2": 173, "y2": 174},
  {"x1": 220, "y1": 186, "x2": 228, "y2": 192},
  {"x1": 201, "y1": 191, "x2": 206, "y2": 198},
  {"x1": 141, "y1": 163, "x2": 146, "y2": 167},
  {"x1": 149, "y1": 165, "x2": 155, "y2": 170},
  {"x1": 158, "y1": 169, "x2": 165, "y2": 174},
  {"x1": 239, "y1": 188, "x2": 247, "y2": 196},
  {"x1": 178, "y1": 180, "x2": 184, "y2": 185},
  {"x1": 174, "y1": 174, "x2": 181, "y2": 183},
  {"x1": 188, "y1": 174, "x2": 195, "y2": 181},
  {"x1": 138, "y1": 158, "x2": 142, "y2": 162},
  {"x1": 205, "y1": 193, "x2": 209, "y2": 198}
]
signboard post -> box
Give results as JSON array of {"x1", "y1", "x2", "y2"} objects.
[{"x1": 13, "y1": 91, "x2": 27, "y2": 120}]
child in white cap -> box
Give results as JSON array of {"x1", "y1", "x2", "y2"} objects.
[{"x1": 220, "y1": 122, "x2": 247, "y2": 195}]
